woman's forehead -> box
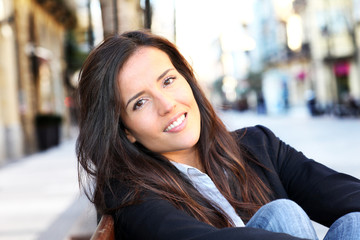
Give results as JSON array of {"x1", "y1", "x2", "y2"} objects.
[{"x1": 118, "y1": 47, "x2": 174, "y2": 84}]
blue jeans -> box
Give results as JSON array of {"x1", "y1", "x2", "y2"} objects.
[
  {"x1": 324, "y1": 212, "x2": 360, "y2": 240},
  {"x1": 246, "y1": 199, "x2": 360, "y2": 240}
]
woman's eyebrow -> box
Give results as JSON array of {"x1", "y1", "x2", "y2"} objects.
[
  {"x1": 157, "y1": 68, "x2": 174, "y2": 81},
  {"x1": 126, "y1": 91, "x2": 145, "y2": 109},
  {"x1": 125, "y1": 68, "x2": 175, "y2": 109}
]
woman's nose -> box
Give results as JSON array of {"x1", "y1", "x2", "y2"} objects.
[{"x1": 156, "y1": 92, "x2": 175, "y2": 116}]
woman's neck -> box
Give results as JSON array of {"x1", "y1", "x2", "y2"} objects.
[{"x1": 162, "y1": 148, "x2": 204, "y2": 172}]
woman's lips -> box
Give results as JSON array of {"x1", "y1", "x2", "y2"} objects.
[{"x1": 164, "y1": 113, "x2": 187, "y2": 132}]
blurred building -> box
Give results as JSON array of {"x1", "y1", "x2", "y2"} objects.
[
  {"x1": 0, "y1": 0, "x2": 18, "y2": 162},
  {"x1": 246, "y1": 0, "x2": 311, "y2": 114},
  {"x1": 248, "y1": 0, "x2": 360, "y2": 115},
  {"x1": 307, "y1": 0, "x2": 360, "y2": 111},
  {"x1": 0, "y1": 0, "x2": 77, "y2": 165}
]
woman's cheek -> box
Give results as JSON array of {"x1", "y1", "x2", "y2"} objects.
[{"x1": 176, "y1": 87, "x2": 193, "y2": 103}]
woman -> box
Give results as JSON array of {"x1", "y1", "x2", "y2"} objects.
[{"x1": 76, "y1": 30, "x2": 360, "y2": 240}]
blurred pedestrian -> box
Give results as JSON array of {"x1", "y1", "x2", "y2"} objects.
[
  {"x1": 257, "y1": 92, "x2": 267, "y2": 114},
  {"x1": 76, "y1": 30, "x2": 360, "y2": 240},
  {"x1": 305, "y1": 89, "x2": 323, "y2": 116}
]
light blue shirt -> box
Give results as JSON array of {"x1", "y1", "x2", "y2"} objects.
[{"x1": 171, "y1": 161, "x2": 245, "y2": 227}]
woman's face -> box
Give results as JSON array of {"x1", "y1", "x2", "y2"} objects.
[{"x1": 118, "y1": 47, "x2": 201, "y2": 162}]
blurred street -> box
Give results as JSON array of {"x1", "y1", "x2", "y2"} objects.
[
  {"x1": 0, "y1": 109, "x2": 359, "y2": 240},
  {"x1": 0, "y1": 138, "x2": 96, "y2": 240}
]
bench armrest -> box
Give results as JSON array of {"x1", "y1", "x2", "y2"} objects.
[{"x1": 90, "y1": 215, "x2": 115, "y2": 240}]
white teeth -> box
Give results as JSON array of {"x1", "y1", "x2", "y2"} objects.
[{"x1": 165, "y1": 114, "x2": 186, "y2": 132}]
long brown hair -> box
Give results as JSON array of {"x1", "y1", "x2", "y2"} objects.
[{"x1": 76, "y1": 30, "x2": 271, "y2": 227}]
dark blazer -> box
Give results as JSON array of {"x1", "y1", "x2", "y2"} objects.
[{"x1": 108, "y1": 125, "x2": 360, "y2": 240}]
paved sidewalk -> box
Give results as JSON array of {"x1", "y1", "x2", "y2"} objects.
[{"x1": 0, "y1": 139, "x2": 96, "y2": 240}]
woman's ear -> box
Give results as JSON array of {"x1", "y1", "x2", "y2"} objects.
[{"x1": 125, "y1": 129, "x2": 136, "y2": 143}]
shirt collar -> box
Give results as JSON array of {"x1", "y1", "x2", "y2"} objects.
[{"x1": 171, "y1": 161, "x2": 205, "y2": 177}]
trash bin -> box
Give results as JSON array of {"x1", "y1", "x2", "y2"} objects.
[{"x1": 35, "y1": 114, "x2": 62, "y2": 151}]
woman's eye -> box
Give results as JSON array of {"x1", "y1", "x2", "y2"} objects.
[
  {"x1": 133, "y1": 99, "x2": 146, "y2": 110},
  {"x1": 163, "y1": 76, "x2": 175, "y2": 87}
]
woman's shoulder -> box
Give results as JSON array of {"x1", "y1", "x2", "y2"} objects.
[
  {"x1": 231, "y1": 125, "x2": 284, "y2": 168},
  {"x1": 232, "y1": 125, "x2": 279, "y2": 146}
]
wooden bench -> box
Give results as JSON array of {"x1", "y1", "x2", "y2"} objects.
[{"x1": 90, "y1": 215, "x2": 115, "y2": 240}]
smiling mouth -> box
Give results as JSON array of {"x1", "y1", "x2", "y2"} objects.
[{"x1": 164, "y1": 113, "x2": 186, "y2": 132}]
